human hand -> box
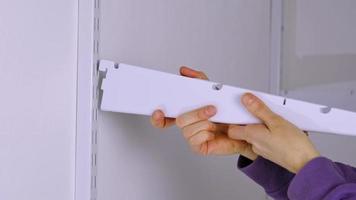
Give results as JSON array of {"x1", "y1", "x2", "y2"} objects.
[
  {"x1": 228, "y1": 93, "x2": 320, "y2": 173},
  {"x1": 150, "y1": 66, "x2": 208, "y2": 129},
  {"x1": 173, "y1": 106, "x2": 257, "y2": 159},
  {"x1": 150, "y1": 67, "x2": 257, "y2": 160}
]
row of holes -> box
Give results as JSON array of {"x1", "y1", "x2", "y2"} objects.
[
  {"x1": 94, "y1": 17, "x2": 100, "y2": 32},
  {"x1": 93, "y1": 40, "x2": 99, "y2": 55},
  {"x1": 283, "y1": 97, "x2": 332, "y2": 114},
  {"x1": 91, "y1": 0, "x2": 101, "y2": 199},
  {"x1": 94, "y1": 0, "x2": 100, "y2": 9},
  {"x1": 211, "y1": 86, "x2": 333, "y2": 114}
]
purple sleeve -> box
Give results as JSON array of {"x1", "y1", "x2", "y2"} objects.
[
  {"x1": 287, "y1": 157, "x2": 356, "y2": 200},
  {"x1": 238, "y1": 156, "x2": 294, "y2": 199},
  {"x1": 239, "y1": 156, "x2": 356, "y2": 200}
]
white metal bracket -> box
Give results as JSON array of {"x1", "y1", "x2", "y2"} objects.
[{"x1": 99, "y1": 60, "x2": 356, "y2": 136}]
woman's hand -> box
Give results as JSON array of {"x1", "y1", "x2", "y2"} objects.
[
  {"x1": 228, "y1": 93, "x2": 320, "y2": 173},
  {"x1": 150, "y1": 66, "x2": 207, "y2": 129},
  {"x1": 173, "y1": 105, "x2": 257, "y2": 159},
  {"x1": 150, "y1": 67, "x2": 257, "y2": 160}
]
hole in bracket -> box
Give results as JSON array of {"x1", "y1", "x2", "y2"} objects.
[
  {"x1": 212, "y1": 83, "x2": 223, "y2": 91},
  {"x1": 283, "y1": 98, "x2": 287, "y2": 106},
  {"x1": 114, "y1": 63, "x2": 119, "y2": 69},
  {"x1": 320, "y1": 106, "x2": 332, "y2": 114}
]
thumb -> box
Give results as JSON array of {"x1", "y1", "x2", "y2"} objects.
[
  {"x1": 180, "y1": 66, "x2": 209, "y2": 80},
  {"x1": 241, "y1": 93, "x2": 282, "y2": 128}
]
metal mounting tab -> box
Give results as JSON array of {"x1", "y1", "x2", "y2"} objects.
[{"x1": 99, "y1": 59, "x2": 117, "y2": 72}]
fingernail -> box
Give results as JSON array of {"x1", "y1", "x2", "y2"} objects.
[
  {"x1": 242, "y1": 94, "x2": 255, "y2": 106},
  {"x1": 205, "y1": 106, "x2": 217, "y2": 116},
  {"x1": 153, "y1": 112, "x2": 162, "y2": 120}
]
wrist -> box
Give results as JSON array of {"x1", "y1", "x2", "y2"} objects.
[
  {"x1": 242, "y1": 152, "x2": 258, "y2": 161},
  {"x1": 291, "y1": 150, "x2": 320, "y2": 173}
]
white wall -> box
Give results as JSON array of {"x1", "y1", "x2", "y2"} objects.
[
  {"x1": 282, "y1": 0, "x2": 356, "y2": 90},
  {"x1": 0, "y1": 1, "x2": 78, "y2": 200},
  {"x1": 282, "y1": 0, "x2": 356, "y2": 167},
  {"x1": 97, "y1": 0, "x2": 271, "y2": 199},
  {"x1": 1, "y1": 1, "x2": 354, "y2": 199}
]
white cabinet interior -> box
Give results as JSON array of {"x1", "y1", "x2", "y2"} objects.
[
  {"x1": 282, "y1": 0, "x2": 356, "y2": 167},
  {"x1": 96, "y1": 0, "x2": 272, "y2": 199},
  {"x1": 0, "y1": 1, "x2": 78, "y2": 200}
]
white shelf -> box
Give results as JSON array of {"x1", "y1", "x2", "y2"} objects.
[{"x1": 284, "y1": 81, "x2": 356, "y2": 112}]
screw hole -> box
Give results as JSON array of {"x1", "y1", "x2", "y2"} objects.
[
  {"x1": 320, "y1": 107, "x2": 332, "y2": 114},
  {"x1": 212, "y1": 83, "x2": 223, "y2": 91},
  {"x1": 114, "y1": 63, "x2": 119, "y2": 69}
]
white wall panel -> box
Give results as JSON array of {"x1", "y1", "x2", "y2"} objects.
[
  {"x1": 97, "y1": 0, "x2": 271, "y2": 199},
  {"x1": 282, "y1": 0, "x2": 356, "y2": 90},
  {"x1": 282, "y1": 0, "x2": 356, "y2": 171},
  {"x1": 0, "y1": 1, "x2": 78, "y2": 199}
]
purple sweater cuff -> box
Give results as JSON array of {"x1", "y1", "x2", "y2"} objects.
[
  {"x1": 238, "y1": 156, "x2": 294, "y2": 199},
  {"x1": 239, "y1": 156, "x2": 356, "y2": 199},
  {"x1": 287, "y1": 157, "x2": 349, "y2": 200}
]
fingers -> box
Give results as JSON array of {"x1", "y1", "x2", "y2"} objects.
[
  {"x1": 182, "y1": 120, "x2": 217, "y2": 139},
  {"x1": 188, "y1": 131, "x2": 215, "y2": 146},
  {"x1": 176, "y1": 106, "x2": 217, "y2": 128},
  {"x1": 228, "y1": 124, "x2": 269, "y2": 144},
  {"x1": 150, "y1": 110, "x2": 175, "y2": 128},
  {"x1": 204, "y1": 134, "x2": 250, "y2": 155},
  {"x1": 190, "y1": 134, "x2": 257, "y2": 159},
  {"x1": 228, "y1": 124, "x2": 269, "y2": 157},
  {"x1": 241, "y1": 93, "x2": 284, "y2": 128},
  {"x1": 228, "y1": 125, "x2": 247, "y2": 140},
  {"x1": 180, "y1": 66, "x2": 209, "y2": 80},
  {"x1": 151, "y1": 66, "x2": 208, "y2": 129}
]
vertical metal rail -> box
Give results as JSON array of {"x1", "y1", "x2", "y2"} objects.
[
  {"x1": 269, "y1": 0, "x2": 283, "y2": 95},
  {"x1": 266, "y1": 0, "x2": 283, "y2": 199},
  {"x1": 91, "y1": 0, "x2": 100, "y2": 199},
  {"x1": 75, "y1": 0, "x2": 100, "y2": 199}
]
